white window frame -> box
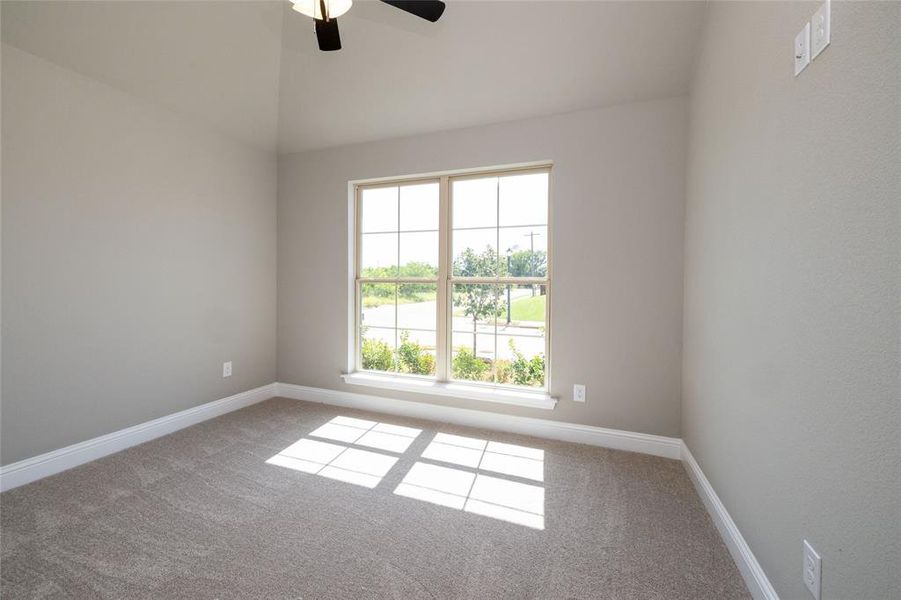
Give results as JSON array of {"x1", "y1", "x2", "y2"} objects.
[{"x1": 344, "y1": 162, "x2": 556, "y2": 409}]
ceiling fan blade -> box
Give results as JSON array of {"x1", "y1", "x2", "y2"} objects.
[
  {"x1": 315, "y1": 17, "x2": 341, "y2": 51},
  {"x1": 380, "y1": 0, "x2": 446, "y2": 22}
]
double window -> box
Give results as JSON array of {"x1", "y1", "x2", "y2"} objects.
[{"x1": 353, "y1": 165, "x2": 550, "y2": 391}]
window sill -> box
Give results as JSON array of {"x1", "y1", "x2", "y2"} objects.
[{"x1": 340, "y1": 372, "x2": 557, "y2": 410}]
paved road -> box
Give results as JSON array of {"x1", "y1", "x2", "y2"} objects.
[{"x1": 362, "y1": 294, "x2": 545, "y2": 361}]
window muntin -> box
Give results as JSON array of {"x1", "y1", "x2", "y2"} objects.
[{"x1": 355, "y1": 167, "x2": 550, "y2": 391}]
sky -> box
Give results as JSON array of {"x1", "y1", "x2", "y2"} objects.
[{"x1": 361, "y1": 173, "x2": 549, "y2": 272}]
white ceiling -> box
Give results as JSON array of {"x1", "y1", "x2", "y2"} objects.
[{"x1": 2, "y1": 1, "x2": 706, "y2": 154}]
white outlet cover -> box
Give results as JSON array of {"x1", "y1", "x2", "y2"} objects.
[
  {"x1": 803, "y1": 539, "x2": 822, "y2": 599},
  {"x1": 223, "y1": 361, "x2": 233, "y2": 377},
  {"x1": 811, "y1": 0, "x2": 830, "y2": 59},
  {"x1": 794, "y1": 22, "x2": 811, "y2": 77},
  {"x1": 573, "y1": 384, "x2": 586, "y2": 403}
]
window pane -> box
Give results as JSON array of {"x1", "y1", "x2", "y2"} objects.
[
  {"x1": 499, "y1": 226, "x2": 547, "y2": 278},
  {"x1": 398, "y1": 283, "x2": 437, "y2": 331},
  {"x1": 452, "y1": 228, "x2": 497, "y2": 277},
  {"x1": 396, "y1": 329, "x2": 437, "y2": 376},
  {"x1": 496, "y1": 333, "x2": 545, "y2": 387},
  {"x1": 398, "y1": 283, "x2": 437, "y2": 376},
  {"x1": 452, "y1": 177, "x2": 497, "y2": 229},
  {"x1": 361, "y1": 283, "x2": 395, "y2": 328},
  {"x1": 361, "y1": 232, "x2": 398, "y2": 277},
  {"x1": 357, "y1": 170, "x2": 550, "y2": 387},
  {"x1": 496, "y1": 283, "x2": 546, "y2": 388},
  {"x1": 361, "y1": 326, "x2": 396, "y2": 373},
  {"x1": 498, "y1": 172, "x2": 548, "y2": 227},
  {"x1": 450, "y1": 332, "x2": 496, "y2": 383},
  {"x1": 361, "y1": 186, "x2": 398, "y2": 233},
  {"x1": 400, "y1": 182, "x2": 439, "y2": 231},
  {"x1": 400, "y1": 231, "x2": 439, "y2": 276},
  {"x1": 497, "y1": 283, "x2": 547, "y2": 327},
  {"x1": 451, "y1": 284, "x2": 501, "y2": 383}
]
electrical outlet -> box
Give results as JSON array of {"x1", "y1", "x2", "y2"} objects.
[
  {"x1": 803, "y1": 540, "x2": 821, "y2": 599},
  {"x1": 811, "y1": 0, "x2": 830, "y2": 60},
  {"x1": 222, "y1": 361, "x2": 233, "y2": 378},
  {"x1": 794, "y1": 22, "x2": 811, "y2": 76},
  {"x1": 573, "y1": 384, "x2": 586, "y2": 403}
]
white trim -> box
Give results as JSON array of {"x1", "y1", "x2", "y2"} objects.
[
  {"x1": 276, "y1": 382, "x2": 679, "y2": 459},
  {"x1": 341, "y1": 372, "x2": 557, "y2": 410},
  {"x1": 0, "y1": 378, "x2": 775, "y2": 599},
  {"x1": 346, "y1": 179, "x2": 357, "y2": 374},
  {"x1": 347, "y1": 160, "x2": 554, "y2": 188},
  {"x1": 681, "y1": 442, "x2": 780, "y2": 600},
  {"x1": 0, "y1": 383, "x2": 278, "y2": 492},
  {"x1": 349, "y1": 162, "x2": 554, "y2": 392}
]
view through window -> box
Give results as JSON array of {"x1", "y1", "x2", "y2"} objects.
[{"x1": 355, "y1": 166, "x2": 550, "y2": 390}]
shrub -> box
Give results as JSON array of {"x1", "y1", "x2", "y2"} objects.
[
  {"x1": 494, "y1": 359, "x2": 513, "y2": 385},
  {"x1": 364, "y1": 335, "x2": 543, "y2": 387},
  {"x1": 397, "y1": 331, "x2": 436, "y2": 375},
  {"x1": 509, "y1": 339, "x2": 545, "y2": 387},
  {"x1": 415, "y1": 353, "x2": 436, "y2": 375},
  {"x1": 452, "y1": 346, "x2": 489, "y2": 381},
  {"x1": 361, "y1": 337, "x2": 394, "y2": 372}
]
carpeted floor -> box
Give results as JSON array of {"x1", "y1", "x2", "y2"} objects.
[{"x1": 1, "y1": 397, "x2": 749, "y2": 599}]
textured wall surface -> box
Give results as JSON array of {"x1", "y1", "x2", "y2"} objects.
[
  {"x1": 278, "y1": 96, "x2": 688, "y2": 437},
  {"x1": 1, "y1": 45, "x2": 278, "y2": 464},
  {"x1": 682, "y1": 2, "x2": 900, "y2": 598}
]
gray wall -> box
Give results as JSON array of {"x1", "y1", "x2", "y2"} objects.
[
  {"x1": 278, "y1": 96, "x2": 687, "y2": 437},
  {"x1": 682, "y1": 2, "x2": 900, "y2": 599},
  {"x1": 1, "y1": 45, "x2": 278, "y2": 465}
]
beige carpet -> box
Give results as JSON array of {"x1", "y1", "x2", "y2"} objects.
[{"x1": 1, "y1": 397, "x2": 749, "y2": 599}]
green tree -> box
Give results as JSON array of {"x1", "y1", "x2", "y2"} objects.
[
  {"x1": 453, "y1": 246, "x2": 504, "y2": 353},
  {"x1": 361, "y1": 262, "x2": 438, "y2": 302},
  {"x1": 507, "y1": 249, "x2": 547, "y2": 278}
]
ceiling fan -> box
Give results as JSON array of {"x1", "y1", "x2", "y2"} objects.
[{"x1": 291, "y1": 0, "x2": 446, "y2": 52}]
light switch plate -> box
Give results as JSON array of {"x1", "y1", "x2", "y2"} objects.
[
  {"x1": 803, "y1": 539, "x2": 822, "y2": 599},
  {"x1": 811, "y1": 0, "x2": 831, "y2": 59},
  {"x1": 794, "y1": 22, "x2": 811, "y2": 76}
]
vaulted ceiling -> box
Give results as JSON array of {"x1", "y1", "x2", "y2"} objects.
[{"x1": 2, "y1": 1, "x2": 706, "y2": 154}]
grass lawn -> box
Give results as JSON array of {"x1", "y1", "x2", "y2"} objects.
[
  {"x1": 452, "y1": 293, "x2": 546, "y2": 323},
  {"x1": 508, "y1": 294, "x2": 546, "y2": 322}
]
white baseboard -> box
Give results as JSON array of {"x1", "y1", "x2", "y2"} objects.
[
  {"x1": 681, "y1": 442, "x2": 779, "y2": 600},
  {"x1": 0, "y1": 383, "x2": 278, "y2": 492},
  {"x1": 275, "y1": 382, "x2": 682, "y2": 459},
  {"x1": 0, "y1": 379, "x2": 775, "y2": 600}
]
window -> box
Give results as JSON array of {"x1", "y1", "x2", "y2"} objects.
[{"x1": 352, "y1": 165, "x2": 551, "y2": 397}]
